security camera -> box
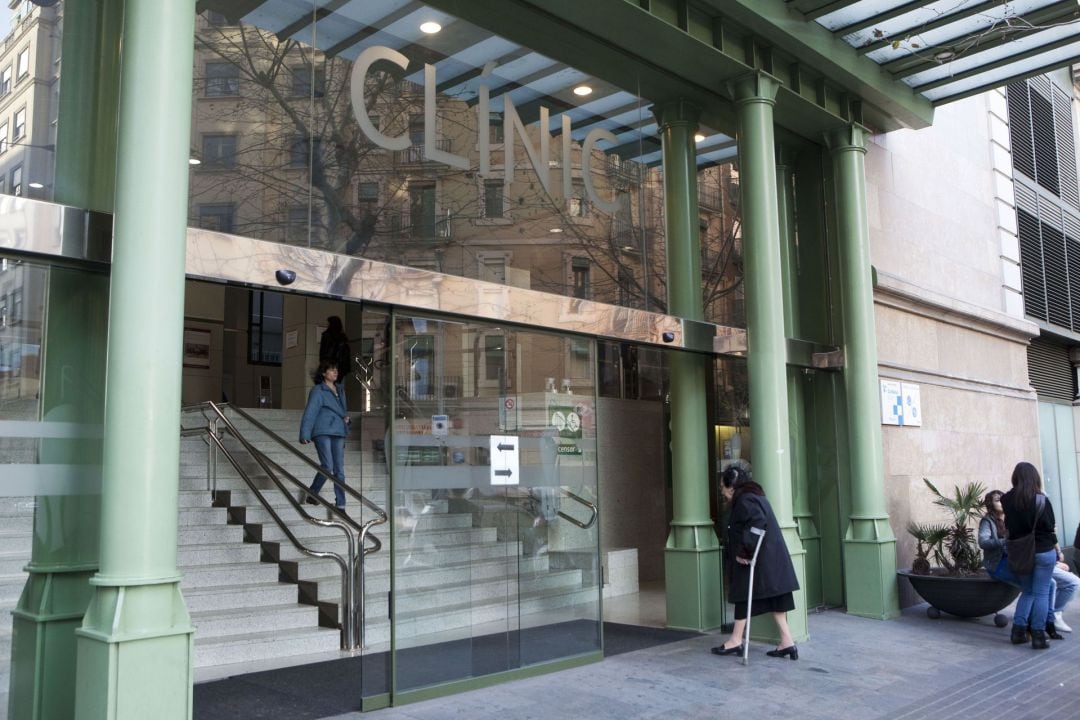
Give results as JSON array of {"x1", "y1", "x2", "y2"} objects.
[
  {"x1": 661, "y1": 331, "x2": 676, "y2": 343},
  {"x1": 275, "y1": 269, "x2": 297, "y2": 286}
]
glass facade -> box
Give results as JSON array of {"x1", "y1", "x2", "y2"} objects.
[{"x1": 187, "y1": 2, "x2": 744, "y2": 326}]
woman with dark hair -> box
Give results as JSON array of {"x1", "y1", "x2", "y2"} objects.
[
  {"x1": 980, "y1": 489, "x2": 1074, "y2": 640},
  {"x1": 1002, "y1": 461, "x2": 1059, "y2": 649},
  {"x1": 320, "y1": 315, "x2": 352, "y2": 377},
  {"x1": 299, "y1": 360, "x2": 351, "y2": 511},
  {"x1": 710, "y1": 461, "x2": 800, "y2": 660}
]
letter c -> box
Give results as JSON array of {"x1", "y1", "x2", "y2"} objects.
[{"x1": 351, "y1": 46, "x2": 410, "y2": 152}]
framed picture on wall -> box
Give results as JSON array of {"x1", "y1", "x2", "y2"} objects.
[{"x1": 183, "y1": 328, "x2": 212, "y2": 369}]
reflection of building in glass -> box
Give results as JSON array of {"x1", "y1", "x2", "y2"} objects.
[
  {"x1": 0, "y1": 256, "x2": 43, "y2": 409},
  {"x1": 0, "y1": 0, "x2": 60, "y2": 199},
  {"x1": 189, "y1": 13, "x2": 744, "y2": 327}
]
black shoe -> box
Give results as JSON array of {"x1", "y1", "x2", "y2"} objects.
[
  {"x1": 1031, "y1": 629, "x2": 1050, "y2": 649},
  {"x1": 335, "y1": 506, "x2": 349, "y2": 517},
  {"x1": 303, "y1": 492, "x2": 319, "y2": 505},
  {"x1": 1046, "y1": 622, "x2": 1064, "y2": 641},
  {"x1": 766, "y1": 645, "x2": 798, "y2": 661},
  {"x1": 710, "y1": 644, "x2": 744, "y2": 656},
  {"x1": 1011, "y1": 625, "x2": 1029, "y2": 645}
]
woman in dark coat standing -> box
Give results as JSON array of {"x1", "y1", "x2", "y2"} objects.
[
  {"x1": 319, "y1": 315, "x2": 352, "y2": 377},
  {"x1": 711, "y1": 461, "x2": 800, "y2": 660}
]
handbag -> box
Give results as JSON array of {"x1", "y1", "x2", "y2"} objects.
[{"x1": 1006, "y1": 494, "x2": 1045, "y2": 575}]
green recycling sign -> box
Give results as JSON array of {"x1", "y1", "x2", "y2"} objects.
[{"x1": 549, "y1": 404, "x2": 582, "y2": 455}]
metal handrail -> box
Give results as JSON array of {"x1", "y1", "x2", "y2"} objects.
[
  {"x1": 558, "y1": 488, "x2": 598, "y2": 530},
  {"x1": 179, "y1": 419, "x2": 358, "y2": 649},
  {"x1": 193, "y1": 401, "x2": 385, "y2": 648}
]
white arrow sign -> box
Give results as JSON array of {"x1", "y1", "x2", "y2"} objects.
[{"x1": 490, "y1": 435, "x2": 519, "y2": 486}]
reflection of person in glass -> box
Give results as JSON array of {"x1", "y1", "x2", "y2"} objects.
[
  {"x1": 711, "y1": 461, "x2": 800, "y2": 660},
  {"x1": 299, "y1": 361, "x2": 351, "y2": 512}
]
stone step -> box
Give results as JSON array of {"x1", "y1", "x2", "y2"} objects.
[
  {"x1": 177, "y1": 524, "x2": 244, "y2": 547},
  {"x1": 180, "y1": 561, "x2": 280, "y2": 590},
  {"x1": 256, "y1": 511, "x2": 467, "y2": 544},
  {"x1": 190, "y1": 603, "x2": 320, "y2": 639},
  {"x1": 269, "y1": 526, "x2": 497, "y2": 564},
  {"x1": 0, "y1": 552, "x2": 27, "y2": 576},
  {"x1": 177, "y1": 540, "x2": 261, "y2": 566},
  {"x1": 177, "y1": 506, "x2": 230, "y2": 526},
  {"x1": 286, "y1": 538, "x2": 524, "y2": 582},
  {"x1": 0, "y1": 531, "x2": 32, "y2": 554},
  {"x1": 193, "y1": 625, "x2": 340, "y2": 668},
  {"x1": 184, "y1": 581, "x2": 299, "y2": 613},
  {"x1": 179, "y1": 490, "x2": 217, "y2": 508},
  {"x1": 0, "y1": 498, "x2": 35, "y2": 518}
]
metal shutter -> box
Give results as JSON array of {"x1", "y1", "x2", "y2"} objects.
[
  {"x1": 1008, "y1": 82, "x2": 1036, "y2": 180},
  {"x1": 1019, "y1": 208, "x2": 1048, "y2": 321},
  {"x1": 1032, "y1": 90, "x2": 1061, "y2": 197},
  {"x1": 1054, "y1": 85, "x2": 1080, "y2": 209},
  {"x1": 1042, "y1": 221, "x2": 1071, "y2": 328},
  {"x1": 1028, "y1": 338, "x2": 1075, "y2": 401}
]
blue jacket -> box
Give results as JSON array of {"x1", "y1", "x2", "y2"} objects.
[{"x1": 299, "y1": 382, "x2": 348, "y2": 441}]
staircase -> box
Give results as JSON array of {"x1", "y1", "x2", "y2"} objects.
[{"x1": 1, "y1": 406, "x2": 604, "y2": 690}]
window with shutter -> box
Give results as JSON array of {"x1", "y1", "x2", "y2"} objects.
[
  {"x1": 1018, "y1": 208, "x2": 1047, "y2": 322},
  {"x1": 1007, "y1": 82, "x2": 1035, "y2": 180},
  {"x1": 1031, "y1": 92, "x2": 1060, "y2": 197}
]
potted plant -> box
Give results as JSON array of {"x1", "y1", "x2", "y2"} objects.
[{"x1": 898, "y1": 479, "x2": 1020, "y2": 625}]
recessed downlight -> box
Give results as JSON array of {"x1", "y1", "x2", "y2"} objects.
[
  {"x1": 572, "y1": 85, "x2": 593, "y2": 97},
  {"x1": 694, "y1": 134, "x2": 706, "y2": 143},
  {"x1": 28, "y1": 182, "x2": 43, "y2": 189},
  {"x1": 189, "y1": 157, "x2": 202, "y2": 166},
  {"x1": 420, "y1": 21, "x2": 442, "y2": 34}
]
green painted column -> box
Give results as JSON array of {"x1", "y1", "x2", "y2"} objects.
[
  {"x1": 53, "y1": 0, "x2": 122, "y2": 212},
  {"x1": 776, "y1": 148, "x2": 821, "y2": 609},
  {"x1": 73, "y1": 2, "x2": 197, "y2": 718},
  {"x1": 824, "y1": 124, "x2": 899, "y2": 620},
  {"x1": 730, "y1": 74, "x2": 806, "y2": 642},
  {"x1": 8, "y1": 3, "x2": 123, "y2": 716},
  {"x1": 653, "y1": 100, "x2": 722, "y2": 632}
]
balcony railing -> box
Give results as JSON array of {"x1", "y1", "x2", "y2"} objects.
[
  {"x1": 698, "y1": 184, "x2": 722, "y2": 211},
  {"x1": 394, "y1": 140, "x2": 452, "y2": 166},
  {"x1": 387, "y1": 210, "x2": 452, "y2": 241},
  {"x1": 605, "y1": 155, "x2": 644, "y2": 189}
]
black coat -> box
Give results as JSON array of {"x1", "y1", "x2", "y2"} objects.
[{"x1": 725, "y1": 492, "x2": 799, "y2": 603}]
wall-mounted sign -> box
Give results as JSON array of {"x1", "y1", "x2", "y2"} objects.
[
  {"x1": 490, "y1": 435, "x2": 519, "y2": 486},
  {"x1": 285, "y1": 329, "x2": 298, "y2": 350},
  {"x1": 880, "y1": 379, "x2": 923, "y2": 427},
  {"x1": 431, "y1": 414, "x2": 449, "y2": 437}
]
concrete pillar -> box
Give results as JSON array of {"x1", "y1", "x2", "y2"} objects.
[
  {"x1": 730, "y1": 73, "x2": 807, "y2": 642},
  {"x1": 653, "y1": 99, "x2": 722, "y2": 631},
  {"x1": 73, "y1": 2, "x2": 198, "y2": 717},
  {"x1": 824, "y1": 124, "x2": 899, "y2": 620}
]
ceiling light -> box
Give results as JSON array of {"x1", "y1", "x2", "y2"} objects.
[
  {"x1": 419, "y1": 21, "x2": 442, "y2": 34},
  {"x1": 28, "y1": 182, "x2": 43, "y2": 189},
  {"x1": 694, "y1": 134, "x2": 706, "y2": 143},
  {"x1": 189, "y1": 157, "x2": 201, "y2": 166},
  {"x1": 549, "y1": 228, "x2": 563, "y2": 233},
  {"x1": 573, "y1": 85, "x2": 593, "y2": 97},
  {"x1": 934, "y1": 49, "x2": 956, "y2": 62}
]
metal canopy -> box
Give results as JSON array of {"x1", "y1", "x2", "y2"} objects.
[
  {"x1": 790, "y1": 0, "x2": 1080, "y2": 104},
  {"x1": 211, "y1": 0, "x2": 737, "y2": 168}
]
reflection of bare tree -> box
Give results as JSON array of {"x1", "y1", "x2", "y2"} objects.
[{"x1": 190, "y1": 16, "x2": 743, "y2": 326}]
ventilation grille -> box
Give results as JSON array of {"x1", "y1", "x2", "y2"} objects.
[
  {"x1": 1031, "y1": 91, "x2": 1060, "y2": 197},
  {"x1": 1019, "y1": 208, "x2": 1047, "y2": 321},
  {"x1": 1054, "y1": 85, "x2": 1080, "y2": 207},
  {"x1": 1008, "y1": 82, "x2": 1036, "y2": 180},
  {"x1": 1043, "y1": 224, "x2": 1071, "y2": 327},
  {"x1": 1028, "y1": 339, "x2": 1074, "y2": 401}
]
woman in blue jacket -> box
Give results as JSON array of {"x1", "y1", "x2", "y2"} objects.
[{"x1": 300, "y1": 361, "x2": 351, "y2": 511}]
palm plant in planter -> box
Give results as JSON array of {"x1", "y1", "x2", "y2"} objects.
[{"x1": 899, "y1": 479, "x2": 1020, "y2": 623}]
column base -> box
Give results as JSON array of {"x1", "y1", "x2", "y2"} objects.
[
  {"x1": 8, "y1": 567, "x2": 96, "y2": 720},
  {"x1": 748, "y1": 524, "x2": 808, "y2": 644},
  {"x1": 843, "y1": 517, "x2": 900, "y2": 619},
  {"x1": 665, "y1": 522, "x2": 722, "y2": 631},
  {"x1": 795, "y1": 513, "x2": 822, "y2": 608},
  {"x1": 74, "y1": 579, "x2": 194, "y2": 720}
]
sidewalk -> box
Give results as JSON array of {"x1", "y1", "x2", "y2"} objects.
[{"x1": 326, "y1": 604, "x2": 1080, "y2": 720}]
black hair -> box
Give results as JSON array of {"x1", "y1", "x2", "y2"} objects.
[
  {"x1": 313, "y1": 360, "x2": 339, "y2": 385},
  {"x1": 983, "y1": 490, "x2": 1006, "y2": 536},
  {"x1": 720, "y1": 460, "x2": 764, "y2": 503},
  {"x1": 326, "y1": 316, "x2": 344, "y2": 335},
  {"x1": 1010, "y1": 461, "x2": 1043, "y2": 509}
]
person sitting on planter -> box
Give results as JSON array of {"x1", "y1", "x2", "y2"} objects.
[
  {"x1": 981, "y1": 488, "x2": 1079, "y2": 638},
  {"x1": 1000, "y1": 463, "x2": 1060, "y2": 649}
]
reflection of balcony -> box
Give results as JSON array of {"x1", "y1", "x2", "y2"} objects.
[
  {"x1": 605, "y1": 155, "x2": 644, "y2": 189},
  {"x1": 388, "y1": 211, "x2": 453, "y2": 241},
  {"x1": 611, "y1": 224, "x2": 641, "y2": 251},
  {"x1": 394, "y1": 140, "x2": 452, "y2": 167},
  {"x1": 698, "y1": 184, "x2": 722, "y2": 211}
]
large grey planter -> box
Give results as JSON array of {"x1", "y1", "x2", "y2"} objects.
[{"x1": 898, "y1": 569, "x2": 1020, "y2": 626}]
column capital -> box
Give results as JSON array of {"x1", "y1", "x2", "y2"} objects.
[
  {"x1": 728, "y1": 72, "x2": 782, "y2": 107},
  {"x1": 652, "y1": 99, "x2": 701, "y2": 131},
  {"x1": 824, "y1": 123, "x2": 871, "y2": 154}
]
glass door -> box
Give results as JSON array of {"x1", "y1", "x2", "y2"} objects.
[{"x1": 389, "y1": 312, "x2": 601, "y2": 698}]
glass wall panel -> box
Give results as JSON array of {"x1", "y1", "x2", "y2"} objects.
[
  {"x1": 0, "y1": 3, "x2": 61, "y2": 204},
  {"x1": 2, "y1": 256, "x2": 108, "y2": 720},
  {"x1": 391, "y1": 312, "x2": 600, "y2": 693}
]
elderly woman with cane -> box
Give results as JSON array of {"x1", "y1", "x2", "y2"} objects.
[{"x1": 710, "y1": 461, "x2": 801, "y2": 660}]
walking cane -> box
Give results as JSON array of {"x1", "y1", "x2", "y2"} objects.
[{"x1": 742, "y1": 526, "x2": 767, "y2": 666}]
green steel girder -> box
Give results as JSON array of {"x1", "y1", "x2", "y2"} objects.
[
  {"x1": 699, "y1": 0, "x2": 935, "y2": 130},
  {"x1": 424, "y1": 0, "x2": 928, "y2": 139}
]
